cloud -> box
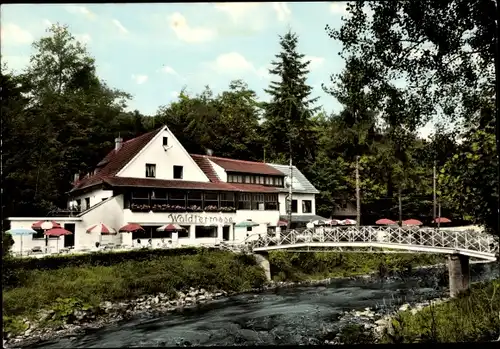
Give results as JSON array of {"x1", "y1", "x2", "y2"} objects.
[
  {"x1": 161, "y1": 66, "x2": 177, "y2": 75},
  {"x1": 65, "y1": 5, "x2": 96, "y2": 20},
  {"x1": 330, "y1": 2, "x2": 348, "y2": 15},
  {"x1": 131, "y1": 74, "x2": 148, "y2": 85},
  {"x1": 208, "y1": 52, "x2": 270, "y2": 80},
  {"x1": 214, "y1": 3, "x2": 261, "y2": 22},
  {"x1": 75, "y1": 33, "x2": 92, "y2": 44},
  {"x1": 1, "y1": 23, "x2": 33, "y2": 45},
  {"x1": 168, "y1": 12, "x2": 216, "y2": 43},
  {"x1": 304, "y1": 55, "x2": 325, "y2": 70},
  {"x1": 1, "y1": 55, "x2": 30, "y2": 72},
  {"x1": 112, "y1": 19, "x2": 128, "y2": 34},
  {"x1": 272, "y1": 2, "x2": 291, "y2": 22}
]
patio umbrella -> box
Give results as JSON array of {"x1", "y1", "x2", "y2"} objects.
[
  {"x1": 432, "y1": 217, "x2": 451, "y2": 224},
  {"x1": 45, "y1": 228, "x2": 72, "y2": 252},
  {"x1": 324, "y1": 219, "x2": 338, "y2": 225},
  {"x1": 157, "y1": 223, "x2": 185, "y2": 232},
  {"x1": 277, "y1": 220, "x2": 288, "y2": 227},
  {"x1": 402, "y1": 219, "x2": 423, "y2": 226},
  {"x1": 32, "y1": 220, "x2": 61, "y2": 230},
  {"x1": 311, "y1": 220, "x2": 325, "y2": 226},
  {"x1": 86, "y1": 223, "x2": 117, "y2": 246},
  {"x1": 235, "y1": 220, "x2": 259, "y2": 228},
  {"x1": 376, "y1": 218, "x2": 396, "y2": 225},
  {"x1": 119, "y1": 223, "x2": 145, "y2": 232},
  {"x1": 342, "y1": 219, "x2": 357, "y2": 225},
  {"x1": 6, "y1": 228, "x2": 37, "y2": 255}
]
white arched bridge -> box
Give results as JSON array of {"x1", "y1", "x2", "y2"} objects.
[
  {"x1": 244, "y1": 226, "x2": 499, "y2": 261},
  {"x1": 240, "y1": 226, "x2": 499, "y2": 297}
]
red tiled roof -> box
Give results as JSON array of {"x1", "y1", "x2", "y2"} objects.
[
  {"x1": 103, "y1": 177, "x2": 278, "y2": 193},
  {"x1": 190, "y1": 154, "x2": 284, "y2": 176},
  {"x1": 72, "y1": 128, "x2": 163, "y2": 191},
  {"x1": 190, "y1": 154, "x2": 221, "y2": 183}
]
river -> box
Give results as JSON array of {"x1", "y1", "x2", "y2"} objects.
[{"x1": 31, "y1": 263, "x2": 499, "y2": 347}]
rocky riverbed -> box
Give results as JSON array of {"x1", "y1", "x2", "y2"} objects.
[{"x1": 5, "y1": 262, "x2": 497, "y2": 348}]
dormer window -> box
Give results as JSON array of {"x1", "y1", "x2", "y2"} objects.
[{"x1": 146, "y1": 164, "x2": 156, "y2": 178}]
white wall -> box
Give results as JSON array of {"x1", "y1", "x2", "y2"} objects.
[
  {"x1": 75, "y1": 196, "x2": 125, "y2": 249},
  {"x1": 117, "y1": 128, "x2": 209, "y2": 182},
  {"x1": 8, "y1": 217, "x2": 83, "y2": 254},
  {"x1": 69, "y1": 188, "x2": 114, "y2": 209},
  {"x1": 209, "y1": 160, "x2": 227, "y2": 182},
  {"x1": 278, "y1": 193, "x2": 316, "y2": 216}
]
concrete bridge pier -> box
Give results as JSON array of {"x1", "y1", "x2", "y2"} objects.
[
  {"x1": 254, "y1": 252, "x2": 272, "y2": 282},
  {"x1": 448, "y1": 254, "x2": 470, "y2": 297}
]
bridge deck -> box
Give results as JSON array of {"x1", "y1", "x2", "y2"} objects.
[{"x1": 246, "y1": 226, "x2": 499, "y2": 261}]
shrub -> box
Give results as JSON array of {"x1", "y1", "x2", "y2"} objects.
[{"x1": 382, "y1": 279, "x2": 500, "y2": 343}]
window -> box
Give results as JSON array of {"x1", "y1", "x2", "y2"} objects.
[
  {"x1": 204, "y1": 192, "x2": 219, "y2": 209},
  {"x1": 85, "y1": 197, "x2": 90, "y2": 209},
  {"x1": 228, "y1": 174, "x2": 235, "y2": 183},
  {"x1": 173, "y1": 165, "x2": 183, "y2": 179},
  {"x1": 244, "y1": 175, "x2": 251, "y2": 183},
  {"x1": 238, "y1": 193, "x2": 251, "y2": 210},
  {"x1": 162, "y1": 137, "x2": 168, "y2": 146},
  {"x1": 340, "y1": 200, "x2": 348, "y2": 209},
  {"x1": 179, "y1": 226, "x2": 190, "y2": 238},
  {"x1": 76, "y1": 199, "x2": 81, "y2": 210},
  {"x1": 265, "y1": 177, "x2": 272, "y2": 185},
  {"x1": 195, "y1": 226, "x2": 217, "y2": 238},
  {"x1": 146, "y1": 164, "x2": 156, "y2": 178},
  {"x1": 252, "y1": 194, "x2": 265, "y2": 210},
  {"x1": 187, "y1": 192, "x2": 202, "y2": 210},
  {"x1": 220, "y1": 192, "x2": 235, "y2": 208},
  {"x1": 247, "y1": 226, "x2": 252, "y2": 232},
  {"x1": 292, "y1": 199, "x2": 298, "y2": 213},
  {"x1": 302, "y1": 200, "x2": 312, "y2": 213},
  {"x1": 237, "y1": 175, "x2": 243, "y2": 183},
  {"x1": 151, "y1": 190, "x2": 168, "y2": 210},
  {"x1": 259, "y1": 176, "x2": 264, "y2": 184},
  {"x1": 168, "y1": 191, "x2": 186, "y2": 206},
  {"x1": 264, "y1": 194, "x2": 278, "y2": 210}
]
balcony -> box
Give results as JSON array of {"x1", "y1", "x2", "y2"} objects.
[{"x1": 130, "y1": 202, "x2": 237, "y2": 214}]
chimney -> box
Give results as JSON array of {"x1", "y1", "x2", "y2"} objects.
[
  {"x1": 73, "y1": 173, "x2": 80, "y2": 183},
  {"x1": 115, "y1": 137, "x2": 123, "y2": 151},
  {"x1": 205, "y1": 148, "x2": 213, "y2": 156}
]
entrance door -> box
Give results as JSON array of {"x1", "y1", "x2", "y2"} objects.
[
  {"x1": 64, "y1": 223, "x2": 75, "y2": 247},
  {"x1": 222, "y1": 226, "x2": 230, "y2": 241}
]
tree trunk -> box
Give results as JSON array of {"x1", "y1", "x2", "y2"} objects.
[{"x1": 356, "y1": 155, "x2": 361, "y2": 227}]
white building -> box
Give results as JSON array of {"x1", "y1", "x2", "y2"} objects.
[{"x1": 8, "y1": 126, "x2": 324, "y2": 253}]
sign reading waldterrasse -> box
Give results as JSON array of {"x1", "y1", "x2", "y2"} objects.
[{"x1": 168, "y1": 213, "x2": 234, "y2": 224}]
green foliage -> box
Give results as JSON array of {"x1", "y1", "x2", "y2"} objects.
[
  {"x1": 2, "y1": 251, "x2": 265, "y2": 319},
  {"x1": 268, "y1": 251, "x2": 443, "y2": 281},
  {"x1": 338, "y1": 323, "x2": 376, "y2": 344},
  {"x1": 2, "y1": 316, "x2": 29, "y2": 337},
  {"x1": 382, "y1": 279, "x2": 500, "y2": 343},
  {"x1": 2, "y1": 247, "x2": 202, "y2": 288}
]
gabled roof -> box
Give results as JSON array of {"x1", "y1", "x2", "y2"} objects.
[
  {"x1": 268, "y1": 164, "x2": 320, "y2": 194},
  {"x1": 190, "y1": 154, "x2": 221, "y2": 182},
  {"x1": 191, "y1": 154, "x2": 284, "y2": 176},
  {"x1": 72, "y1": 127, "x2": 163, "y2": 191}
]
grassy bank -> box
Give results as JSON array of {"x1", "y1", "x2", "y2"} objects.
[
  {"x1": 382, "y1": 278, "x2": 500, "y2": 343},
  {"x1": 269, "y1": 251, "x2": 445, "y2": 281},
  {"x1": 3, "y1": 249, "x2": 445, "y2": 338}
]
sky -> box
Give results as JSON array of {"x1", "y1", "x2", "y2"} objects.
[{"x1": 1, "y1": 2, "x2": 434, "y2": 138}]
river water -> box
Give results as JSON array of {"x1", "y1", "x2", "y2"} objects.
[{"x1": 31, "y1": 263, "x2": 499, "y2": 347}]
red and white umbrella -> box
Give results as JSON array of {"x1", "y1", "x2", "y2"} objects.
[
  {"x1": 340, "y1": 219, "x2": 356, "y2": 225},
  {"x1": 277, "y1": 220, "x2": 288, "y2": 227},
  {"x1": 32, "y1": 220, "x2": 61, "y2": 230},
  {"x1": 432, "y1": 217, "x2": 451, "y2": 224},
  {"x1": 376, "y1": 218, "x2": 396, "y2": 225},
  {"x1": 119, "y1": 223, "x2": 145, "y2": 233},
  {"x1": 45, "y1": 228, "x2": 72, "y2": 252},
  {"x1": 403, "y1": 219, "x2": 423, "y2": 226},
  {"x1": 324, "y1": 219, "x2": 338, "y2": 225},
  {"x1": 157, "y1": 224, "x2": 185, "y2": 232},
  {"x1": 86, "y1": 223, "x2": 117, "y2": 235}
]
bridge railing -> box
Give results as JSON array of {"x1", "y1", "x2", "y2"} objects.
[{"x1": 246, "y1": 226, "x2": 499, "y2": 255}]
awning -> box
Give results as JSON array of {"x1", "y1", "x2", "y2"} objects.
[
  {"x1": 235, "y1": 220, "x2": 260, "y2": 228},
  {"x1": 279, "y1": 215, "x2": 328, "y2": 223}
]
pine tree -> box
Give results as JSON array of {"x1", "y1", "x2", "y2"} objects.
[{"x1": 262, "y1": 30, "x2": 319, "y2": 169}]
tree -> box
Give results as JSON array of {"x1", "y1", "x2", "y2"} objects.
[{"x1": 262, "y1": 30, "x2": 320, "y2": 170}]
